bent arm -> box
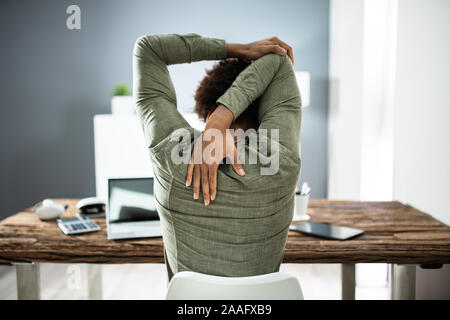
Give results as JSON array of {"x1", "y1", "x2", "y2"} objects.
[
  {"x1": 216, "y1": 54, "x2": 302, "y2": 155},
  {"x1": 133, "y1": 34, "x2": 227, "y2": 149}
]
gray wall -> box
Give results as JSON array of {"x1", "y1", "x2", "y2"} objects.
[{"x1": 0, "y1": 0, "x2": 329, "y2": 219}]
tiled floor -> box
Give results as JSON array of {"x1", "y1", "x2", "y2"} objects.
[{"x1": 0, "y1": 263, "x2": 390, "y2": 300}]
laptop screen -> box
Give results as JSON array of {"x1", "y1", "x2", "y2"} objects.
[{"x1": 107, "y1": 178, "x2": 159, "y2": 223}]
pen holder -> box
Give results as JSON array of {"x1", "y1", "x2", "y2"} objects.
[{"x1": 293, "y1": 193, "x2": 311, "y2": 221}]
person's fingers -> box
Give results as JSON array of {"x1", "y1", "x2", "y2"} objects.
[
  {"x1": 193, "y1": 164, "x2": 200, "y2": 200},
  {"x1": 208, "y1": 164, "x2": 218, "y2": 201},
  {"x1": 270, "y1": 37, "x2": 294, "y2": 65},
  {"x1": 266, "y1": 44, "x2": 287, "y2": 56},
  {"x1": 277, "y1": 40, "x2": 294, "y2": 65},
  {"x1": 230, "y1": 147, "x2": 245, "y2": 176},
  {"x1": 232, "y1": 162, "x2": 245, "y2": 176},
  {"x1": 201, "y1": 165, "x2": 210, "y2": 205},
  {"x1": 186, "y1": 156, "x2": 194, "y2": 186}
]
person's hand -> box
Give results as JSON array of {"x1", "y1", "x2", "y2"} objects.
[
  {"x1": 227, "y1": 36, "x2": 294, "y2": 65},
  {"x1": 185, "y1": 105, "x2": 245, "y2": 205}
]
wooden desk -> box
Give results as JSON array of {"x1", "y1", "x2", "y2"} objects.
[{"x1": 1, "y1": 199, "x2": 449, "y2": 300}]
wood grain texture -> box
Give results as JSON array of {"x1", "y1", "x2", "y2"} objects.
[{"x1": 0, "y1": 199, "x2": 449, "y2": 265}]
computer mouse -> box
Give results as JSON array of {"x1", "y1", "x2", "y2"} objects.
[{"x1": 34, "y1": 199, "x2": 67, "y2": 220}]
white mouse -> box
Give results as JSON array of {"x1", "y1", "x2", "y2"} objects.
[{"x1": 34, "y1": 199, "x2": 67, "y2": 220}]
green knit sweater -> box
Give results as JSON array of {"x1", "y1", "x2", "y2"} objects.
[{"x1": 133, "y1": 34, "x2": 302, "y2": 280}]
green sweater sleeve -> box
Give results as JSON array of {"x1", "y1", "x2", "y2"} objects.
[
  {"x1": 216, "y1": 54, "x2": 302, "y2": 157},
  {"x1": 133, "y1": 34, "x2": 227, "y2": 149}
]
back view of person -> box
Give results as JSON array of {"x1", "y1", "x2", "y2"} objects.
[{"x1": 133, "y1": 33, "x2": 301, "y2": 281}]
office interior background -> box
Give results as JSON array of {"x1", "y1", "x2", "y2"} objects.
[{"x1": 0, "y1": 0, "x2": 449, "y2": 299}]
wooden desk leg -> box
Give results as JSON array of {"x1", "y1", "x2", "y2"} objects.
[
  {"x1": 341, "y1": 264, "x2": 355, "y2": 300},
  {"x1": 87, "y1": 264, "x2": 103, "y2": 300},
  {"x1": 391, "y1": 264, "x2": 416, "y2": 300},
  {"x1": 15, "y1": 262, "x2": 40, "y2": 300}
]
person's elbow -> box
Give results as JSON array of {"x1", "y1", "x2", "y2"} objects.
[
  {"x1": 133, "y1": 35, "x2": 151, "y2": 58},
  {"x1": 254, "y1": 53, "x2": 287, "y2": 75}
]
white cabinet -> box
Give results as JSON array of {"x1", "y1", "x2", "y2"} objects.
[
  {"x1": 94, "y1": 115, "x2": 153, "y2": 201},
  {"x1": 94, "y1": 113, "x2": 204, "y2": 201}
]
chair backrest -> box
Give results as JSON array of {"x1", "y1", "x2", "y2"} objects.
[{"x1": 166, "y1": 271, "x2": 303, "y2": 300}]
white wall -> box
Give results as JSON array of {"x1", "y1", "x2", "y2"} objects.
[
  {"x1": 360, "y1": 0, "x2": 396, "y2": 200},
  {"x1": 328, "y1": 0, "x2": 397, "y2": 296},
  {"x1": 328, "y1": 0, "x2": 364, "y2": 200},
  {"x1": 393, "y1": 0, "x2": 450, "y2": 226},
  {"x1": 329, "y1": 0, "x2": 450, "y2": 299},
  {"x1": 393, "y1": 0, "x2": 450, "y2": 300},
  {"x1": 328, "y1": 0, "x2": 395, "y2": 201}
]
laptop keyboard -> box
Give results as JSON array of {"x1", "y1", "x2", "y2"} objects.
[{"x1": 109, "y1": 221, "x2": 161, "y2": 234}]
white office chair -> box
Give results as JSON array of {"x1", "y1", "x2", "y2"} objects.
[{"x1": 166, "y1": 271, "x2": 304, "y2": 300}]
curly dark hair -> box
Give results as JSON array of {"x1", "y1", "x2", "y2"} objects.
[{"x1": 194, "y1": 58, "x2": 259, "y2": 129}]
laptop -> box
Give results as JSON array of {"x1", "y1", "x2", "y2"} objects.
[{"x1": 106, "y1": 177, "x2": 162, "y2": 240}]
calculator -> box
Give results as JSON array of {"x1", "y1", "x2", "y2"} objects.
[{"x1": 57, "y1": 216, "x2": 101, "y2": 235}]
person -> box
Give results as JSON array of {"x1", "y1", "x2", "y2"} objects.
[{"x1": 133, "y1": 34, "x2": 302, "y2": 281}]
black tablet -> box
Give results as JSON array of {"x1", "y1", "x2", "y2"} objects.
[{"x1": 289, "y1": 221, "x2": 364, "y2": 240}]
